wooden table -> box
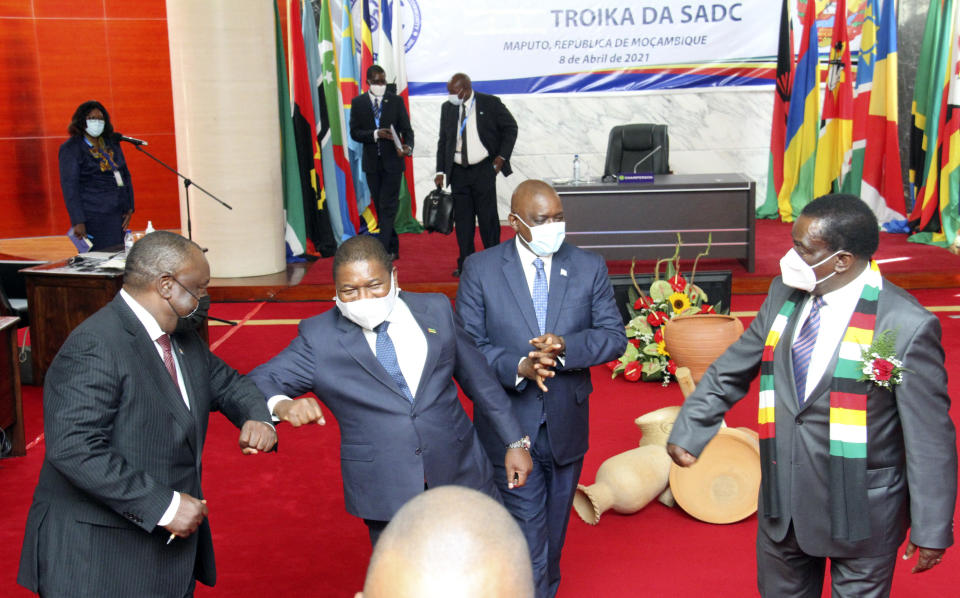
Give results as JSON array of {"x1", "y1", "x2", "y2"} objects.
[
  {"x1": 555, "y1": 173, "x2": 756, "y2": 272},
  {"x1": 0, "y1": 316, "x2": 25, "y2": 456},
  {"x1": 22, "y1": 259, "x2": 124, "y2": 385}
]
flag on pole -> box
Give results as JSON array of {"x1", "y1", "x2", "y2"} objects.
[
  {"x1": 909, "y1": 0, "x2": 960, "y2": 247},
  {"x1": 778, "y1": 0, "x2": 820, "y2": 222},
  {"x1": 288, "y1": 0, "x2": 336, "y2": 256},
  {"x1": 377, "y1": 0, "x2": 423, "y2": 234},
  {"x1": 359, "y1": 0, "x2": 375, "y2": 95},
  {"x1": 858, "y1": 0, "x2": 907, "y2": 226},
  {"x1": 339, "y1": 0, "x2": 372, "y2": 235},
  {"x1": 841, "y1": 0, "x2": 877, "y2": 199},
  {"x1": 274, "y1": 1, "x2": 306, "y2": 257},
  {"x1": 757, "y1": 0, "x2": 794, "y2": 219},
  {"x1": 813, "y1": 0, "x2": 853, "y2": 197}
]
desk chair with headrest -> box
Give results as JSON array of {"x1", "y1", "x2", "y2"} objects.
[{"x1": 602, "y1": 124, "x2": 670, "y2": 179}]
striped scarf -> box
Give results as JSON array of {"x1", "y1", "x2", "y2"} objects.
[{"x1": 758, "y1": 261, "x2": 880, "y2": 542}]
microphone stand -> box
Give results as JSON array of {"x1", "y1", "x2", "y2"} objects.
[
  {"x1": 632, "y1": 145, "x2": 662, "y2": 173},
  {"x1": 130, "y1": 143, "x2": 237, "y2": 327}
]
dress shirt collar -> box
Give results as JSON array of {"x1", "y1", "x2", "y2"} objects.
[
  {"x1": 119, "y1": 288, "x2": 166, "y2": 342},
  {"x1": 816, "y1": 261, "x2": 871, "y2": 311},
  {"x1": 514, "y1": 235, "x2": 554, "y2": 269}
]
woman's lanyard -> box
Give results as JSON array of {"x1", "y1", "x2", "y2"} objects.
[{"x1": 85, "y1": 138, "x2": 124, "y2": 187}]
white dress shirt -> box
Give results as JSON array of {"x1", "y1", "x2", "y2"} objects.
[
  {"x1": 790, "y1": 263, "x2": 871, "y2": 401},
  {"x1": 454, "y1": 91, "x2": 489, "y2": 166},
  {"x1": 119, "y1": 289, "x2": 188, "y2": 526}
]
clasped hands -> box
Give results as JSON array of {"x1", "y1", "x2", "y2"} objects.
[{"x1": 519, "y1": 333, "x2": 565, "y2": 392}]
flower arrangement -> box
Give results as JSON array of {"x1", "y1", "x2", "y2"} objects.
[
  {"x1": 859, "y1": 329, "x2": 906, "y2": 388},
  {"x1": 607, "y1": 234, "x2": 724, "y2": 385}
]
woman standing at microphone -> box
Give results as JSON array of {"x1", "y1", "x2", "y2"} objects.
[{"x1": 59, "y1": 100, "x2": 134, "y2": 251}]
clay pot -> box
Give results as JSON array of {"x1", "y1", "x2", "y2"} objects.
[
  {"x1": 662, "y1": 314, "x2": 744, "y2": 384},
  {"x1": 573, "y1": 445, "x2": 672, "y2": 525},
  {"x1": 635, "y1": 406, "x2": 681, "y2": 447}
]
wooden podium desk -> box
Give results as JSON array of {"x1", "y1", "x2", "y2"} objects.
[
  {"x1": 555, "y1": 173, "x2": 756, "y2": 272},
  {"x1": 22, "y1": 260, "x2": 124, "y2": 385},
  {"x1": 1, "y1": 316, "x2": 25, "y2": 456}
]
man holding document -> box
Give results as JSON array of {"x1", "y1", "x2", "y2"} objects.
[{"x1": 350, "y1": 65, "x2": 414, "y2": 258}]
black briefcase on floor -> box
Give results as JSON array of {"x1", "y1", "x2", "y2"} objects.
[{"x1": 422, "y1": 187, "x2": 454, "y2": 235}]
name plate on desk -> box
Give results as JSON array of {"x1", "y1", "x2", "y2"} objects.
[{"x1": 617, "y1": 173, "x2": 655, "y2": 184}]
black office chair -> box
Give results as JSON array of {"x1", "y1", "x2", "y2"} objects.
[
  {"x1": 0, "y1": 261, "x2": 43, "y2": 328},
  {"x1": 602, "y1": 124, "x2": 670, "y2": 178}
]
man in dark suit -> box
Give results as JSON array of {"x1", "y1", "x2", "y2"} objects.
[
  {"x1": 434, "y1": 72, "x2": 518, "y2": 276},
  {"x1": 18, "y1": 231, "x2": 277, "y2": 597},
  {"x1": 350, "y1": 64, "x2": 413, "y2": 258},
  {"x1": 668, "y1": 195, "x2": 957, "y2": 597},
  {"x1": 455, "y1": 179, "x2": 627, "y2": 598},
  {"x1": 248, "y1": 235, "x2": 533, "y2": 545}
]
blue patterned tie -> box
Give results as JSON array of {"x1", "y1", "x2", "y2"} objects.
[
  {"x1": 532, "y1": 258, "x2": 548, "y2": 334},
  {"x1": 374, "y1": 321, "x2": 414, "y2": 404},
  {"x1": 792, "y1": 295, "x2": 825, "y2": 405},
  {"x1": 374, "y1": 99, "x2": 382, "y2": 156}
]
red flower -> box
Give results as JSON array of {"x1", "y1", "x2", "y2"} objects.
[
  {"x1": 872, "y1": 358, "x2": 894, "y2": 381},
  {"x1": 699, "y1": 304, "x2": 716, "y2": 314},
  {"x1": 647, "y1": 311, "x2": 662, "y2": 326},
  {"x1": 629, "y1": 338, "x2": 641, "y2": 348},
  {"x1": 653, "y1": 328, "x2": 663, "y2": 344},
  {"x1": 633, "y1": 296, "x2": 652, "y2": 310},
  {"x1": 669, "y1": 274, "x2": 687, "y2": 292},
  {"x1": 667, "y1": 360, "x2": 678, "y2": 375},
  {"x1": 657, "y1": 310, "x2": 669, "y2": 323},
  {"x1": 624, "y1": 361, "x2": 642, "y2": 382},
  {"x1": 605, "y1": 360, "x2": 620, "y2": 371}
]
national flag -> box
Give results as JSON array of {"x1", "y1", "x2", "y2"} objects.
[
  {"x1": 757, "y1": 0, "x2": 794, "y2": 220},
  {"x1": 338, "y1": 0, "x2": 373, "y2": 235},
  {"x1": 359, "y1": 0, "x2": 375, "y2": 95},
  {"x1": 377, "y1": 0, "x2": 423, "y2": 234},
  {"x1": 813, "y1": 0, "x2": 853, "y2": 196},
  {"x1": 909, "y1": 0, "x2": 960, "y2": 247},
  {"x1": 858, "y1": 0, "x2": 907, "y2": 226},
  {"x1": 304, "y1": 0, "x2": 352, "y2": 244},
  {"x1": 288, "y1": 0, "x2": 336, "y2": 256},
  {"x1": 274, "y1": 1, "x2": 306, "y2": 257},
  {"x1": 841, "y1": 0, "x2": 877, "y2": 199},
  {"x1": 778, "y1": 0, "x2": 820, "y2": 222}
]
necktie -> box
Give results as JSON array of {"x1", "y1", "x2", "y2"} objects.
[
  {"x1": 156, "y1": 333, "x2": 180, "y2": 388},
  {"x1": 532, "y1": 258, "x2": 548, "y2": 334},
  {"x1": 792, "y1": 295, "x2": 825, "y2": 404},
  {"x1": 374, "y1": 321, "x2": 414, "y2": 404},
  {"x1": 374, "y1": 99, "x2": 382, "y2": 156},
  {"x1": 459, "y1": 103, "x2": 469, "y2": 164}
]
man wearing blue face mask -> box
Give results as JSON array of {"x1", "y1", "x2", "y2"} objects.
[
  {"x1": 435, "y1": 72, "x2": 518, "y2": 277},
  {"x1": 667, "y1": 195, "x2": 956, "y2": 598},
  {"x1": 455, "y1": 179, "x2": 626, "y2": 598},
  {"x1": 248, "y1": 235, "x2": 533, "y2": 546}
]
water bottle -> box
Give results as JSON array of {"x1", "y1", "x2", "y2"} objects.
[
  {"x1": 124, "y1": 229, "x2": 134, "y2": 256},
  {"x1": 572, "y1": 154, "x2": 581, "y2": 183}
]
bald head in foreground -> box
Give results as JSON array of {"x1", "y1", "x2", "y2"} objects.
[{"x1": 358, "y1": 486, "x2": 534, "y2": 598}]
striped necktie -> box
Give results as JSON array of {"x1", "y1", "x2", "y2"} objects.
[{"x1": 792, "y1": 295, "x2": 825, "y2": 405}]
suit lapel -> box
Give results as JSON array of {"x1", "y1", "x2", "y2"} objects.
[
  {"x1": 502, "y1": 244, "x2": 541, "y2": 337},
  {"x1": 335, "y1": 313, "x2": 411, "y2": 405},
  {"x1": 545, "y1": 246, "x2": 570, "y2": 334},
  {"x1": 171, "y1": 336, "x2": 204, "y2": 463},
  {"x1": 775, "y1": 301, "x2": 806, "y2": 416},
  {"x1": 402, "y1": 293, "x2": 441, "y2": 404}
]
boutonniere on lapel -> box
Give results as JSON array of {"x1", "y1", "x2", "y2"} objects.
[{"x1": 859, "y1": 329, "x2": 907, "y2": 388}]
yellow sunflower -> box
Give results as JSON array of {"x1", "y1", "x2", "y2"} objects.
[
  {"x1": 668, "y1": 292, "x2": 691, "y2": 314},
  {"x1": 657, "y1": 341, "x2": 669, "y2": 356}
]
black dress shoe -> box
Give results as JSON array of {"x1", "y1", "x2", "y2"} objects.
[{"x1": 452, "y1": 269, "x2": 461, "y2": 277}]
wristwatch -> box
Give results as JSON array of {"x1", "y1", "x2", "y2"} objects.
[{"x1": 506, "y1": 435, "x2": 531, "y2": 451}]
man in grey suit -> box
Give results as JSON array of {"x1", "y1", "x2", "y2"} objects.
[
  {"x1": 18, "y1": 231, "x2": 277, "y2": 597},
  {"x1": 668, "y1": 195, "x2": 957, "y2": 597},
  {"x1": 455, "y1": 180, "x2": 627, "y2": 598},
  {"x1": 248, "y1": 235, "x2": 533, "y2": 545}
]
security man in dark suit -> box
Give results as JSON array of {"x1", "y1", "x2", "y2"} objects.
[
  {"x1": 350, "y1": 64, "x2": 413, "y2": 258},
  {"x1": 435, "y1": 72, "x2": 518, "y2": 276}
]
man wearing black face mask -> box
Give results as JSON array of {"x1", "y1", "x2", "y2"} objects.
[
  {"x1": 667, "y1": 195, "x2": 956, "y2": 598},
  {"x1": 350, "y1": 64, "x2": 413, "y2": 259},
  {"x1": 18, "y1": 230, "x2": 277, "y2": 597}
]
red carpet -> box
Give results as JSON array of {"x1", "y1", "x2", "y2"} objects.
[
  {"x1": 297, "y1": 220, "x2": 960, "y2": 288},
  {"x1": 2, "y1": 293, "x2": 960, "y2": 597}
]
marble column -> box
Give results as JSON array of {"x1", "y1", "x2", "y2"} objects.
[{"x1": 165, "y1": 0, "x2": 285, "y2": 277}]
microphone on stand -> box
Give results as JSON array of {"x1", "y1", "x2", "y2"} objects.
[
  {"x1": 113, "y1": 132, "x2": 149, "y2": 146},
  {"x1": 632, "y1": 145, "x2": 662, "y2": 173}
]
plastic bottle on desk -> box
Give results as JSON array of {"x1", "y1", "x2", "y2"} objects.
[
  {"x1": 572, "y1": 154, "x2": 581, "y2": 183},
  {"x1": 124, "y1": 230, "x2": 134, "y2": 256}
]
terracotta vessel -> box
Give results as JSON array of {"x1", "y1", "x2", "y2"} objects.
[
  {"x1": 573, "y1": 445, "x2": 672, "y2": 525},
  {"x1": 635, "y1": 405, "x2": 681, "y2": 447},
  {"x1": 662, "y1": 314, "x2": 744, "y2": 383}
]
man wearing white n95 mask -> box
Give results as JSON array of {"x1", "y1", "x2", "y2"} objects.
[{"x1": 248, "y1": 235, "x2": 532, "y2": 546}]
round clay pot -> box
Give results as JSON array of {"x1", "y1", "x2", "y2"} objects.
[
  {"x1": 635, "y1": 405, "x2": 681, "y2": 447},
  {"x1": 662, "y1": 314, "x2": 744, "y2": 384},
  {"x1": 573, "y1": 445, "x2": 671, "y2": 525}
]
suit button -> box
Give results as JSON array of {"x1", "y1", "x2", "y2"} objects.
[
  {"x1": 415, "y1": 448, "x2": 422, "y2": 455},
  {"x1": 795, "y1": 417, "x2": 803, "y2": 425}
]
